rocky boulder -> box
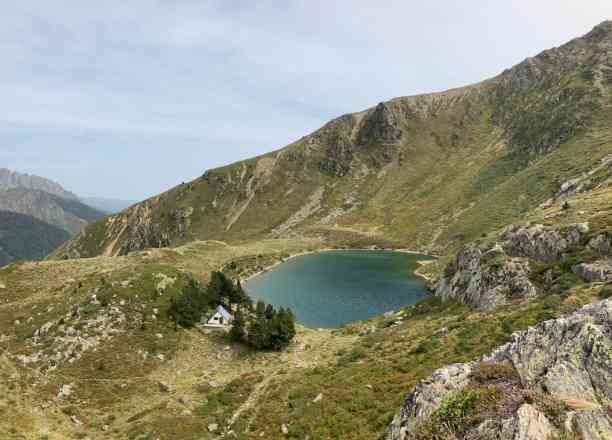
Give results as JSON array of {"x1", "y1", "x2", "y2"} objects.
[
  {"x1": 435, "y1": 244, "x2": 537, "y2": 311},
  {"x1": 500, "y1": 223, "x2": 589, "y2": 263},
  {"x1": 386, "y1": 299, "x2": 612, "y2": 440},
  {"x1": 588, "y1": 233, "x2": 612, "y2": 256},
  {"x1": 573, "y1": 259, "x2": 612, "y2": 282}
]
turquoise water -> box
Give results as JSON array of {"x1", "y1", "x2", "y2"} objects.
[{"x1": 244, "y1": 250, "x2": 433, "y2": 328}]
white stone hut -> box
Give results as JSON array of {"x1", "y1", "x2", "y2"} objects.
[{"x1": 205, "y1": 305, "x2": 233, "y2": 328}]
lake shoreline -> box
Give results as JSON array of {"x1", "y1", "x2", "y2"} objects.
[
  {"x1": 241, "y1": 247, "x2": 438, "y2": 285},
  {"x1": 242, "y1": 247, "x2": 437, "y2": 328}
]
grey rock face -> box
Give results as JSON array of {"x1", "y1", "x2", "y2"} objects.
[
  {"x1": 385, "y1": 363, "x2": 472, "y2": 439},
  {"x1": 567, "y1": 410, "x2": 612, "y2": 440},
  {"x1": 435, "y1": 221, "x2": 611, "y2": 311},
  {"x1": 589, "y1": 233, "x2": 612, "y2": 256},
  {"x1": 573, "y1": 260, "x2": 612, "y2": 282},
  {"x1": 356, "y1": 102, "x2": 403, "y2": 146},
  {"x1": 435, "y1": 244, "x2": 537, "y2": 311},
  {"x1": 386, "y1": 299, "x2": 612, "y2": 440},
  {"x1": 485, "y1": 299, "x2": 612, "y2": 406},
  {"x1": 501, "y1": 223, "x2": 589, "y2": 262}
]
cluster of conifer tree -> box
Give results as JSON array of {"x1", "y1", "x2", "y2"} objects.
[
  {"x1": 168, "y1": 271, "x2": 251, "y2": 328},
  {"x1": 168, "y1": 271, "x2": 296, "y2": 350},
  {"x1": 230, "y1": 300, "x2": 296, "y2": 351}
]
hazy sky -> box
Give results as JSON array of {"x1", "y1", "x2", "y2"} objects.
[{"x1": 1, "y1": 1, "x2": 611, "y2": 200}]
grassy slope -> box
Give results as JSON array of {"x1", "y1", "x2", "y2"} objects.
[
  {"x1": 0, "y1": 237, "x2": 349, "y2": 439},
  {"x1": 2, "y1": 181, "x2": 611, "y2": 439}
]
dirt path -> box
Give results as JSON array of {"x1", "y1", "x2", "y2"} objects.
[
  {"x1": 226, "y1": 367, "x2": 280, "y2": 431},
  {"x1": 221, "y1": 328, "x2": 358, "y2": 436}
]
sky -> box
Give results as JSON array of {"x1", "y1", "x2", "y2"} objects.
[{"x1": 1, "y1": 1, "x2": 611, "y2": 200}]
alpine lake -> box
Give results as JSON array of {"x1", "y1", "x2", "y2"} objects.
[{"x1": 244, "y1": 250, "x2": 434, "y2": 328}]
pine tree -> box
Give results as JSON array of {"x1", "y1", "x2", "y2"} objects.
[
  {"x1": 230, "y1": 308, "x2": 246, "y2": 342},
  {"x1": 207, "y1": 271, "x2": 234, "y2": 307},
  {"x1": 233, "y1": 280, "x2": 252, "y2": 307},
  {"x1": 255, "y1": 300, "x2": 266, "y2": 318},
  {"x1": 265, "y1": 303, "x2": 275, "y2": 320},
  {"x1": 268, "y1": 307, "x2": 296, "y2": 350},
  {"x1": 167, "y1": 278, "x2": 207, "y2": 328}
]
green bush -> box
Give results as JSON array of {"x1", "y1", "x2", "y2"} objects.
[
  {"x1": 599, "y1": 286, "x2": 612, "y2": 299},
  {"x1": 436, "y1": 389, "x2": 478, "y2": 419},
  {"x1": 469, "y1": 362, "x2": 518, "y2": 384}
]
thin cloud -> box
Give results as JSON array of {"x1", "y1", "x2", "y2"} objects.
[{"x1": 1, "y1": 1, "x2": 611, "y2": 199}]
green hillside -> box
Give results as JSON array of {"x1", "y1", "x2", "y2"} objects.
[
  {"x1": 55, "y1": 21, "x2": 612, "y2": 260},
  {"x1": 0, "y1": 210, "x2": 71, "y2": 265}
]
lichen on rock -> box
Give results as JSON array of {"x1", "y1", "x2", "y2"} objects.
[{"x1": 385, "y1": 299, "x2": 612, "y2": 440}]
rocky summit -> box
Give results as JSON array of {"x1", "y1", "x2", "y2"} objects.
[{"x1": 1, "y1": 20, "x2": 612, "y2": 440}]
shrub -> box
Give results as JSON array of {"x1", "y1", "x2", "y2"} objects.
[
  {"x1": 412, "y1": 338, "x2": 439, "y2": 354},
  {"x1": 435, "y1": 388, "x2": 479, "y2": 423},
  {"x1": 408, "y1": 297, "x2": 446, "y2": 317},
  {"x1": 469, "y1": 362, "x2": 518, "y2": 385},
  {"x1": 523, "y1": 391, "x2": 569, "y2": 428},
  {"x1": 415, "y1": 386, "x2": 504, "y2": 439},
  {"x1": 599, "y1": 286, "x2": 612, "y2": 299}
]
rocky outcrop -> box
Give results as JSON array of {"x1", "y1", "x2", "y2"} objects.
[
  {"x1": 435, "y1": 244, "x2": 537, "y2": 311},
  {"x1": 573, "y1": 259, "x2": 612, "y2": 282},
  {"x1": 385, "y1": 363, "x2": 473, "y2": 439},
  {"x1": 356, "y1": 102, "x2": 403, "y2": 146},
  {"x1": 589, "y1": 233, "x2": 612, "y2": 256},
  {"x1": 434, "y1": 222, "x2": 607, "y2": 310},
  {"x1": 386, "y1": 299, "x2": 612, "y2": 440},
  {"x1": 500, "y1": 223, "x2": 589, "y2": 262}
]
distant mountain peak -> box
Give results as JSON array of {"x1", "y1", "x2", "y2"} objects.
[{"x1": 0, "y1": 168, "x2": 78, "y2": 200}]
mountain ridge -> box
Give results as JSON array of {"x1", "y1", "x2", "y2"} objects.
[
  {"x1": 0, "y1": 187, "x2": 105, "y2": 235},
  {"x1": 54, "y1": 20, "x2": 612, "y2": 260},
  {"x1": 0, "y1": 168, "x2": 78, "y2": 200},
  {"x1": 0, "y1": 169, "x2": 106, "y2": 266},
  {"x1": 80, "y1": 197, "x2": 136, "y2": 214}
]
